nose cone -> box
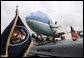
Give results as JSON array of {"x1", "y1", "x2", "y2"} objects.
[{"x1": 25, "y1": 11, "x2": 50, "y2": 24}]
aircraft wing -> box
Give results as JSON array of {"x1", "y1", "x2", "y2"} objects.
[
  {"x1": 77, "y1": 31, "x2": 83, "y2": 34},
  {"x1": 77, "y1": 31, "x2": 83, "y2": 37},
  {"x1": 58, "y1": 32, "x2": 65, "y2": 35},
  {"x1": 70, "y1": 31, "x2": 83, "y2": 33},
  {"x1": 50, "y1": 26, "x2": 61, "y2": 28},
  {"x1": 54, "y1": 32, "x2": 65, "y2": 37}
]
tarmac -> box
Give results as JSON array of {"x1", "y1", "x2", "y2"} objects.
[{"x1": 27, "y1": 38, "x2": 83, "y2": 57}]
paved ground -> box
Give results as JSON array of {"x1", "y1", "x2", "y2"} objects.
[{"x1": 27, "y1": 38, "x2": 83, "y2": 57}]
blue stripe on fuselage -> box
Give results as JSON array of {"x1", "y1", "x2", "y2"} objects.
[{"x1": 26, "y1": 19, "x2": 53, "y2": 35}]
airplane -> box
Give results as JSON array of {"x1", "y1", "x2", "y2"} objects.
[
  {"x1": 25, "y1": 11, "x2": 66, "y2": 40},
  {"x1": 25, "y1": 11, "x2": 83, "y2": 57}
]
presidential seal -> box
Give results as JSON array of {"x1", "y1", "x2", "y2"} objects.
[{"x1": 10, "y1": 26, "x2": 29, "y2": 46}]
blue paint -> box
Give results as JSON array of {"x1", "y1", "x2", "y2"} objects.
[{"x1": 26, "y1": 11, "x2": 51, "y2": 24}]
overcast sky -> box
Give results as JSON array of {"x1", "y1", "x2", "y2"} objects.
[{"x1": 1, "y1": 1, "x2": 83, "y2": 34}]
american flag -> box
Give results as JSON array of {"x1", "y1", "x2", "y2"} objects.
[{"x1": 70, "y1": 26, "x2": 80, "y2": 41}]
